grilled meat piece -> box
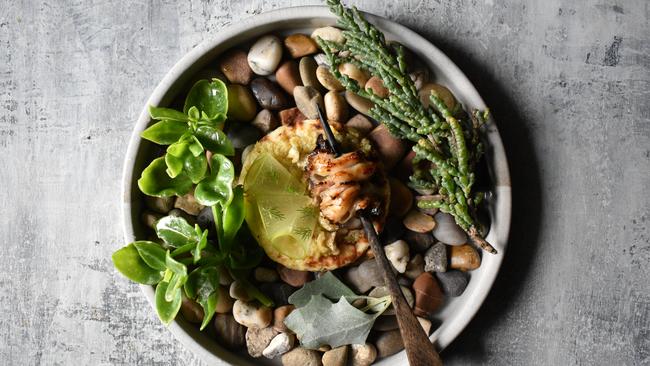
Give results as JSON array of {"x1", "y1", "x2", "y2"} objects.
[{"x1": 306, "y1": 135, "x2": 386, "y2": 228}]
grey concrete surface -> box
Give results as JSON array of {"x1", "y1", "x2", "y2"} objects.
[{"x1": 0, "y1": 0, "x2": 648, "y2": 365}]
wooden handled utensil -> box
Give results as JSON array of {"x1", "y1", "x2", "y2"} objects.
[{"x1": 315, "y1": 104, "x2": 443, "y2": 366}]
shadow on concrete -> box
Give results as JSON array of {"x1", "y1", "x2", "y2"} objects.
[{"x1": 404, "y1": 26, "x2": 544, "y2": 363}]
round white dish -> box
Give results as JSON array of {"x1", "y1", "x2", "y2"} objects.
[{"x1": 121, "y1": 6, "x2": 511, "y2": 366}]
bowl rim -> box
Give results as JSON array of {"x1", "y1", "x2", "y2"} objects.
[{"x1": 121, "y1": 5, "x2": 511, "y2": 365}]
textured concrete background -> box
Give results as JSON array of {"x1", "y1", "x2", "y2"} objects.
[{"x1": 1, "y1": 0, "x2": 648, "y2": 365}]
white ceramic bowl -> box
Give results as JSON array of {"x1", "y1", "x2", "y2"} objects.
[{"x1": 122, "y1": 6, "x2": 511, "y2": 365}]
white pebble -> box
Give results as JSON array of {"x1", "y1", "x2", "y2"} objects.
[
  {"x1": 385, "y1": 240, "x2": 410, "y2": 273},
  {"x1": 233, "y1": 300, "x2": 272, "y2": 329},
  {"x1": 247, "y1": 35, "x2": 283, "y2": 75},
  {"x1": 311, "y1": 26, "x2": 345, "y2": 45},
  {"x1": 262, "y1": 333, "x2": 295, "y2": 359}
]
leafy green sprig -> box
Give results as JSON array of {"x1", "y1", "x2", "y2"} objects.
[
  {"x1": 112, "y1": 78, "x2": 270, "y2": 329},
  {"x1": 138, "y1": 79, "x2": 234, "y2": 197},
  {"x1": 318, "y1": 0, "x2": 496, "y2": 254}
]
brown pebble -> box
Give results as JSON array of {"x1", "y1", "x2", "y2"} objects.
[
  {"x1": 273, "y1": 305, "x2": 296, "y2": 333},
  {"x1": 322, "y1": 345, "x2": 348, "y2": 366},
  {"x1": 345, "y1": 114, "x2": 374, "y2": 136},
  {"x1": 174, "y1": 190, "x2": 204, "y2": 215},
  {"x1": 419, "y1": 83, "x2": 456, "y2": 110},
  {"x1": 284, "y1": 34, "x2": 318, "y2": 58},
  {"x1": 324, "y1": 90, "x2": 348, "y2": 122},
  {"x1": 251, "y1": 109, "x2": 279, "y2": 134},
  {"x1": 338, "y1": 62, "x2": 370, "y2": 86},
  {"x1": 180, "y1": 296, "x2": 204, "y2": 324},
  {"x1": 282, "y1": 347, "x2": 322, "y2": 366},
  {"x1": 368, "y1": 124, "x2": 406, "y2": 169},
  {"x1": 316, "y1": 66, "x2": 344, "y2": 91},
  {"x1": 214, "y1": 314, "x2": 246, "y2": 349},
  {"x1": 344, "y1": 91, "x2": 374, "y2": 116},
  {"x1": 375, "y1": 329, "x2": 404, "y2": 358},
  {"x1": 141, "y1": 210, "x2": 161, "y2": 229},
  {"x1": 276, "y1": 60, "x2": 302, "y2": 95},
  {"x1": 365, "y1": 76, "x2": 389, "y2": 98},
  {"x1": 388, "y1": 177, "x2": 413, "y2": 217},
  {"x1": 450, "y1": 244, "x2": 481, "y2": 271},
  {"x1": 277, "y1": 265, "x2": 312, "y2": 287},
  {"x1": 279, "y1": 107, "x2": 307, "y2": 126},
  {"x1": 412, "y1": 272, "x2": 444, "y2": 317},
  {"x1": 218, "y1": 49, "x2": 253, "y2": 85},
  {"x1": 403, "y1": 210, "x2": 436, "y2": 233},
  {"x1": 299, "y1": 56, "x2": 324, "y2": 92}
]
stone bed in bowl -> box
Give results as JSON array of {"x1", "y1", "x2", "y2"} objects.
[{"x1": 122, "y1": 6, "x2": 511, "y2": 366}]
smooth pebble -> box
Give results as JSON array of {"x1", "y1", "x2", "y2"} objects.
[
  {"x1": 284, "y1": 34, "x2": 318, "y2": 58},
  {"x1": 248, "y1": 35, "x2": 283, "y2": 75},
  {"x1": 435, "y1": 270, "x2": 469, "y2": 296},
  {"x1": 219, "y1": 49, "x2": 253, "y2": 85},
  {"x1": 324, "y1": 90, "x2": 348, "y2": 122},
  {"x1": 293, "y1": 85, "x2": 323, "y2": 119},
  {"x1": 350, "y1": 343, "x2": 377, "y2": 366},
  {"x1": 384, "y1": 240, "x2": 410, "y2": 273},
  {"x1": 432, "y1": 212, "x2": 467, "y2": 245},
  {"x1": 299, "y1": 56, "x2": 324, "y2": 91},
  {"x1": 233, "y1": 300, "x2": 272, "y2": 329},
  {"x1": 275, "y1": 60, "x2": 302, "y2": 95},
  {"x1": 263, "y1": 332, "x2": 295, "y2": 359},
  {"x1": 316, "y1": 66, "x2": 344, "y2": 91},
  {"x1": 250, "y1": 78, "x2": 290, "y2": 110}
]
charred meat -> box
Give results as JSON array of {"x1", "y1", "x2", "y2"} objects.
[{"x1": 306, "y1": 135, "x2": 387, "y2": 229}]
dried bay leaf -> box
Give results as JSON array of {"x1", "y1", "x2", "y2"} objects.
[
  {"x1": 284, "y1": 294, "x2": 390, "y2": 349},
  {"x1": 288, "y1": 271, "x2": 356, "y2": 307}
]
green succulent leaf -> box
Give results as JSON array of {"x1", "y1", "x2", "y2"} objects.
[
  {"x1": 141, "y1": 120, "x2": 189, "y2": 145},
  {"x1": 132, "y1": 241, "x2": 167, "y2": 271},
  {"x1": 194, "y1": 125, "x2": 234, "y2": 156},
  {"x1": 149, "y1": 106, "x2": 189, "y2": 122},
  {"x1": 184, "y1": 79, "x2": 228, "y2": 123},
  {"x1": 155, "y1": 280, "x2": 182, "y2": 325},
  {"x1": 184, "y1": 266, "x2": 220, "y2": 330},
  {"x1": 155, "y1": 215, "x2": 197, "y2": 248},
  {"x1": 165, "y1": 250, "x2": 187, "y2": 276},
  {"x1": 138, "y1": 157, "x2": 193, "y2": 197},
  {"x1": 193, "y1": 227, "x2": 208, "y2": 264},
  {"x1": 220, "y1": 186, "x2": 245, "y2": 253},
  {"x1": 165, "y1": 141, "x2": 207, "y2": 183},
  {"x1": 112, "y1": 244, "x2": 163, "y2": 285},
  {"x1": 194, "y1": 154, "x2": 235, "y2": 207}
]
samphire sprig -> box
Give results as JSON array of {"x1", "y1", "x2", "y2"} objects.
[{"x1": 319, "y1": 0, "x2": 496, "y2": 254}]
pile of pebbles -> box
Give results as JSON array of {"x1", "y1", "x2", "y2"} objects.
[{"x1": 140, "y1": 26, "x2": 487, "y2": 366}]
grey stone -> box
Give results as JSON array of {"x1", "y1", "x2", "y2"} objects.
[
  {"x1": 435, "y1": 270, "x2": 469, "y2": 297},
  {"x1": 250, "y1": 78, "x2": 290, "y2": 110},
  {"x1": 432, "y1": 212, "x2": 467, "y2": 245},
  {"x1": 424, "y1": 242, "x2": 448, "y2": 272},
  {"x1": 344, "y1": 259, "x2": 383, "y2": 293}
]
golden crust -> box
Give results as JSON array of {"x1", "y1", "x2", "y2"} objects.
[{"x1": 240, "y1": 120, "x2": 390, "y2": 271}]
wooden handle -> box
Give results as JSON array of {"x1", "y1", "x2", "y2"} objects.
[{"x1": 361, "y1": 215, "x2": 443, "y2": 366}]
